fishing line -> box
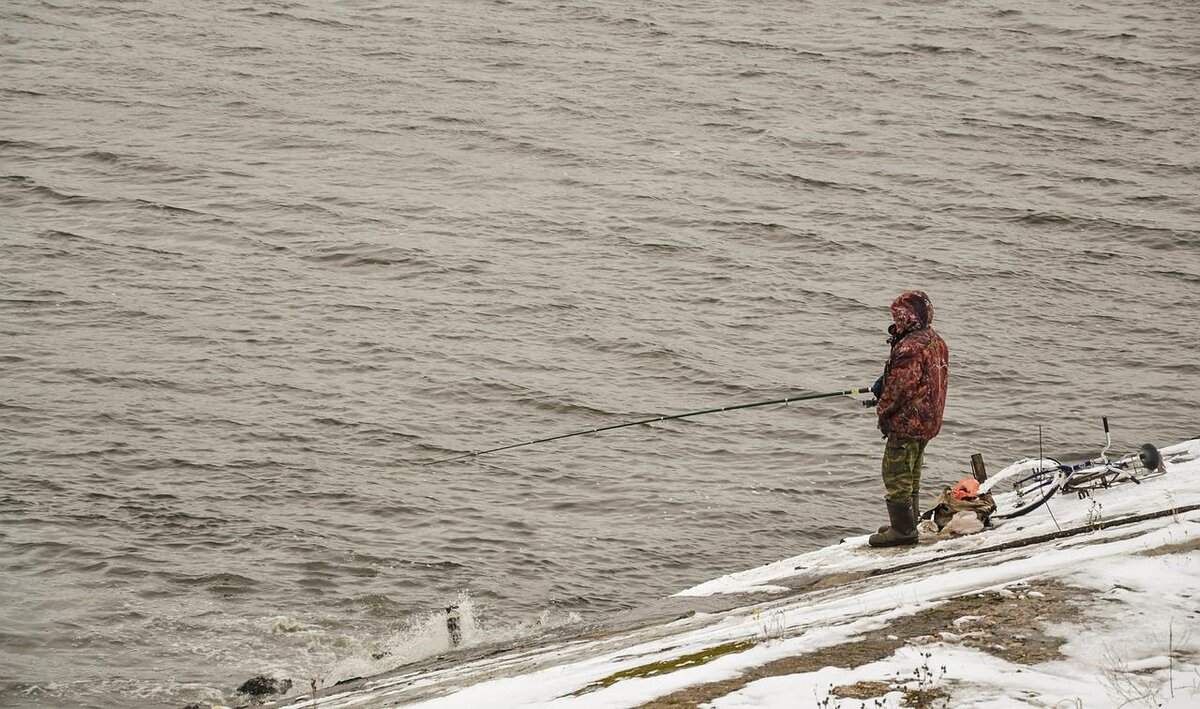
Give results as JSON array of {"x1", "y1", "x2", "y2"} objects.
[
  {"x1": 1040, "y1": 425, "x2": 1062, "y2": 532},
  {"x1": 427, "y1": 386, "x2": 872, "y2": 465}
]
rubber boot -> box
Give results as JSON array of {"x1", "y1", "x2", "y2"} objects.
[
  {"x1": 880, "y1": 493, "x2": 921, "y2": 533},
  {"x1": 868, "y1": 499, "x2": 919, "y2": 547}
]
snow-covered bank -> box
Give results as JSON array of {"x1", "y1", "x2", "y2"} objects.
[{"x1": 266, "y1": 440, "x2": 1200, "y2": 709}]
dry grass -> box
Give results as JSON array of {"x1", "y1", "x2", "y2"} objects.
[
  {"x1": 1140, "y1": 536, "x2": 1200, "y2": 557},
  {"x1": 638, "y1": 580, "x2": 1089, "y2": 708},
  {"x1": 831, "y1": 680, "x2": 892, "y2": 699}
]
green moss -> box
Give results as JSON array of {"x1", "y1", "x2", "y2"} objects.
[{"x1": 576, "y1": 640, "x2": 757, "y2": 695}]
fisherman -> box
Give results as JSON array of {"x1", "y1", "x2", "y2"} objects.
[{"x1": 868, "y1": 290, "x2": 949, "y2": 548}]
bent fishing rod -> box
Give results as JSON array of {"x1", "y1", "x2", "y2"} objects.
[{"x1": 427, "y1": 385, "x2": 872, "y2": 465}]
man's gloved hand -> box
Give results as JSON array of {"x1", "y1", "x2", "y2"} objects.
[{"x1": 863, "y1": 374, "x2": 884, "y2": 407}]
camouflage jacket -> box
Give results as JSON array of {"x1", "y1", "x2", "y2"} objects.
[{"x1": 876, "y1": 291, "x2": 949, "y2": 442}]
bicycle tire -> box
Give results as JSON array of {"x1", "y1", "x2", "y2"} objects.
[{"x1": 987, "y1": 458, "x2": 1064, "y2": 519}]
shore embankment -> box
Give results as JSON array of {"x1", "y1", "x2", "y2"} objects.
[{"x1": 251, "y1": 440, "x2": 1200, "y2": 708}]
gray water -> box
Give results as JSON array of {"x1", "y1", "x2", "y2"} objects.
[{"x1": 2, "y1": 0, "x2": 1197, "y2": 706}]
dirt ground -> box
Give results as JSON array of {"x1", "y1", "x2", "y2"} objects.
[{"x1": 638, "y1": 580, "x2": 1090, "y2": 708}]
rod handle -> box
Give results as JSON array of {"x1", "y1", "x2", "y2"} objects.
[{"x1": 1102, "y1": 416, "x2": 1109, "y2": 433}]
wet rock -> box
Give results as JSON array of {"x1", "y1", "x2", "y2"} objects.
[
  {"x1": 237, "y1": 675, "x2": 293, "y2": 699},
  {"x1": 446, "y1": 604, "x2": 462, "y2": 647}
]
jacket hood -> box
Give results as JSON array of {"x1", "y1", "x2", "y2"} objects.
[{"x1": 890, "y1": 290, "x2": 934, "y2": 335}]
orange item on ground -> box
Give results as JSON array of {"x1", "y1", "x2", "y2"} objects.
[{"x1": 952, "y1": 477, "x2": 980, "y2": 500}]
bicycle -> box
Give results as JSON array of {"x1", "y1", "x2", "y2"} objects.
[{"x1": 979, "y1": 418, "x2": 1168, "y2": 520}]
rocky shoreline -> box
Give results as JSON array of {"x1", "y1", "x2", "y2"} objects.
[{"x1": 189, "y1": 440, "x2": 1200, "y2": 709}]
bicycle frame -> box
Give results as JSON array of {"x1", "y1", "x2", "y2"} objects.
[{"x1": 979, "y1": 419, "x2": 1164, "y2": 520}]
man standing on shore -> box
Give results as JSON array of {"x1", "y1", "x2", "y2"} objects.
[{"x1": 868, "y1": 291, "x2": 949, "y2": 548}]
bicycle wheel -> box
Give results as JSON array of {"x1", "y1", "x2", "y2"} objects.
[
  {"x1": 1061, "y1": 465, "x2": 1121, "y2": 493},
  {"x1": 983, "y1": 458, "x2": 1064, "y2": 519}
]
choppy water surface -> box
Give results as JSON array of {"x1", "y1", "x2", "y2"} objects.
[{"x1": 2, "y1": 0, "x2": 1197, "y2": 706}]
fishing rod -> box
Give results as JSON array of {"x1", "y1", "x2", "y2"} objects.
[{"x1": 427, "y1": 386, "x2": 872, "y2": 465}]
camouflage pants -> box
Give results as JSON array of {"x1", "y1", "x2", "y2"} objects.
[{"x1": 881, "y1": 438, "x2": 927, "y2": 503}]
